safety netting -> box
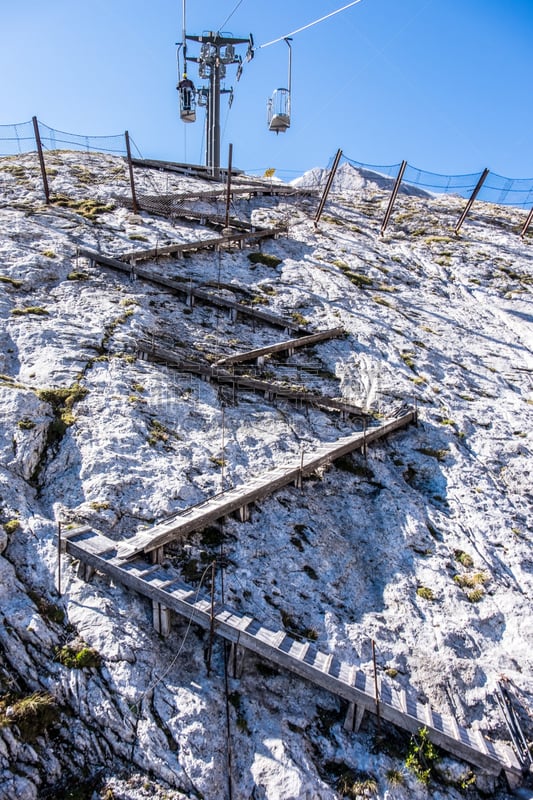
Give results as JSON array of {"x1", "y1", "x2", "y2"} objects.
[
  {"x1": 0, "y1": 119, "x2": 127, "y2": 157},
  {"x1": 0, "y1": 120, "x2": 35, "y2": 156},
  {"x1": 339, "y1": 154, "x2": 533, "y2": 209}
]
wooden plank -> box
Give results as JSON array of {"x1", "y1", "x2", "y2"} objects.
[
  {"x1": 138, "y1": 342, "x2": 364, "y2": 417},
  {"x1": 116, "y1": 413, "x2": 414, "y2": 560},
  {"x1": 65, "y1": 538, "x2": 521, "y2": 779},
  {"x1": 80, "y1": 247, "x2": 307, "y2": 334},
  {"x1": 213, "y1": 327, "x2": 345, "y2": 366},
  {"x1": 120, "y1": 225, "x2": 285, "y2": 264}
]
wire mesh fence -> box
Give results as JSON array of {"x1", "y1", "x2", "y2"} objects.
[
  {"x1": 1, "y1": 118, "x2": 533, "y2": 215},
  {"x1": 336, "y1": 153, "x2": 533, "y2": 209},
  {"x1": 0, "y1": 119, "x2": 127, "y2": 157},
  {"x1": 0, "y1": 120, "x2": 36, "y2": 156}
]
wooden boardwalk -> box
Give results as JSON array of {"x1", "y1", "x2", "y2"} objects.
[
  {"x1": 118, "y1": 225, "x2": 286, "y2": 265},
  {"x1": 115, "y1": 413, "x2": 415, "y2": 561},
  {"x1": 79, "y1": 247, "x2": 308, "y2": 334},
  {"x1": 137, "y1": 339, "x2": 364, "y2": 419},
  {"x1": 63, "y1": 524, "x2": 521, "y2": 784},
  {"x1": 213, "y1": 326, "x2": 345, "y2": 366},
  {"x1": 130, "y1": 158, "x2": 317, "y2": 198}
]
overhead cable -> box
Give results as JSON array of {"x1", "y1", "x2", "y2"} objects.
[
  {"x1": 260, "y1": 0, "x2": 364, "y2": 48},
  {"x1": 219, "y1": 0, "x2": 246, "y2": 33}
]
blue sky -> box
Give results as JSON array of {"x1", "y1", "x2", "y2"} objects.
[{"x1": 1, "y1": 0, "x2": 532, "y2": 180}]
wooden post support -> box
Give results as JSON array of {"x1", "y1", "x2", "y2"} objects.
[
  {"x1": 151, "y1": 547, "x2": 164, "y2": 565},
  {"x1": 344, "y1": 701, "x2": 366, "y2": 733},
  {"x1": 372, "y1": 639, "x2": 381, "y2": 730},
  {"x1": 125, "y1": 131, "x2": 139, "y2": 214},
  {"x1": 380, "y1": 160, "x2": 407, "y2": 235},
  {"x1": 520, "y1": 204, "x2": 533, "y2": 238},
  {"x1": 229, "y1": 642, "x2": 246, "y2": 679},
  {"x1": 314, "y1": 148, "x2": 343, "y2": 228},
  {"x1": 32, "y1": 116, "x2": 50, "y2": 204},
  {"x1": 454, "y1": 168, "x2": 489, "y2": 235},
  {"x1": 295, "y1": 447, "x2": 304, "y2": 489},
  {"x1": 77, "y1": 561, "x2": 95, "y2": 582},
  {"x1": 152, "y1": 600, "x2": 171, "y2": 636}
]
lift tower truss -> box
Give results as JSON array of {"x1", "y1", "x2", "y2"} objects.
[{"x1": 186, "y1": 31, "x2": 253, "y2": 179}]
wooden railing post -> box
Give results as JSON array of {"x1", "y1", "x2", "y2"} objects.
[{"x1": 32, "y1": 116, "x2": 50, "y2": 204}]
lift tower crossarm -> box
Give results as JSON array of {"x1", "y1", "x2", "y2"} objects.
[{"x1": 186, "y1": 33, "x2": 250, "y2": 45}]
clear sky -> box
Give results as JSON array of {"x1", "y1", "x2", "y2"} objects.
[{"x1": 1, "y1": 0, "x2": 532, "y2": 180}]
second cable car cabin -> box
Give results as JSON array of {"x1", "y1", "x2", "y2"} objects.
[
  {"x1": 178, "y1": 74, "x2": 196, "y2": 123},
  {"x1": 267, "y1": 89, "x2": 290, "y2": 134},
  {"x1": 267, "y1": 38, "x2": 292, "y2": 134}
]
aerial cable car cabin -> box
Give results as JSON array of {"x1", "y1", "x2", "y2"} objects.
[{"x1": 267, "y1": 38, "x2": 292, "y2": 134}]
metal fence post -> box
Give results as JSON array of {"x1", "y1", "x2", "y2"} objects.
[
  {"x1": 380, "y1": 160, "x2": 407, "y2": 235},
  {"x1": 314, "y1": 148, "x2": 343, "y2": 227},
  {"x1": 520, "y1": 205, "x2": 533, "y2": 238},
  {"x1": 32, "y1": 116, "x2": 50, "y2": 204},
  {"x1": 454, "y1": 168, "x2": 489, "y2": 235},
  {"x1": 125, "y1": 131, "x2": 139, "y2": 214}
]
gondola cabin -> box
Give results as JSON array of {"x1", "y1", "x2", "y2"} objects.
[{"x1": 267, "y1": 88, "x2": 290, "y2": 133}]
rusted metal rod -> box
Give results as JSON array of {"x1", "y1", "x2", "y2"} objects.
[
  {"x1": 314, "y1": 148, "x2": 343, "y2": 227},
  {"x1": 454, "y1": 168, "x2": 489, "y2": 235},
  {"x1": 380, "y1": 160, "x2": 407, "y2": 235},
  {"x1": 32, "y1": 116, "x2": 50, "y2": 204},
  {"x1": 224, "y1": 143, "x2": 233, "y2": 231},
  {"x1": 520, "y1": 204, "x2": 533, "y2": 238},
  {"x1": 207, "y1": 560, "x2": 217, "y2": 676},
  {"x1": 372, "y1": 638, "x2": 381, "y2": 730},
  {"x1": 125, "y1": 131, "x2": 139, "y2": 215}
]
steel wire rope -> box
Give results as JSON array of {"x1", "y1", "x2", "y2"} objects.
[
  {"x1": 259, "y1": 0, "x2": 365, "y2": 48},
  {"x1": 218, "y1": 0, "x2": 246, "y2": 33},
  {"x1": 128, "y1": 559, "x2": 214, "y2": 765},
  {"x1": 137, "y1": 559, "x2": 214, "y2": 702}
]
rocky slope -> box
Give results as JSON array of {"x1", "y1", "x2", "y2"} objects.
[{"x1": 0, "y1": 153, "x2": 531, "y2": 799}]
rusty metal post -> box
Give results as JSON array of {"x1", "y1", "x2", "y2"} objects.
[
  {"x1": 314, "y1": 148, "x2": 343, "y2": 227},
  {"x1": 380, "y1": 160, "x2": 407, "y2": 235},
  {"x1": 32, "y1": 116, "x2": 50, "y2": 204},
  {"x1": 207, "y1": 559, "x2": 217, "y2": 676},
  {"x1": 372, "y1": 638, "x2": 381, "y2": 730},
  {"x1": 224, "y1": 143, "x2": 233, "y2": 231},
  {"x1": 520, "y1": 204, "x2": 533, "y2": 238},
  {"x1": 57, "y1": 521, "x2": 62, "y2": 596},
  {"x1": 454, "y1": 168, "x2": 489, "y2": 235},
  {"x1": 125, "y1": 131, "x2": 139, "y2": 214}
]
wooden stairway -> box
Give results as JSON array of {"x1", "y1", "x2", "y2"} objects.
[
  {"x1": 114, "y1": 413, "x2": 415, "y2": 561},
  {"x1": 63, "y1": 526, "x2": 522, "y2": 784}
]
